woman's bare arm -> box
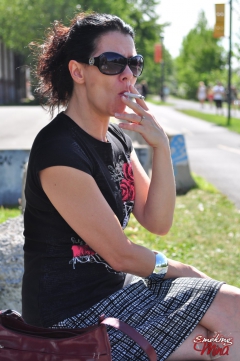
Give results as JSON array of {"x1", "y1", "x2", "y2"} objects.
[
  {"x1": 131, "y1": 145, "x2": 175, "y2": 235},
  {"x1": 115, "y1": 85, "x2": 176, "y2": 235},
  {"x1": 39, "y1": 166, "x2": 208, "y2": 279}
]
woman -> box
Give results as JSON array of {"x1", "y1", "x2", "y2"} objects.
[
  {"x1": 213, "y1": 81, "x2": 225, "y2": 116},
  {"x1": 207, "y1": 85, "x2": 214, "y2": 109},
  {"x1": 23, "y1": 13, "x2": 240, "y2": 360},
  {"x1": 197, "y1": 81, "x2": 207, "y2": 108}
]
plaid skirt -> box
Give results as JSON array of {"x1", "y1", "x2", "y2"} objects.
[{"x1": 52, "y1": 274, "x2": 223, "y2": 361}]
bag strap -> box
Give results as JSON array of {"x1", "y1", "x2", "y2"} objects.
[
  {"x1": 1, "y1": 310, "x2": 157, "y2": 360},
  {"x1": 101, "y1": 317, "x2": 157, "y2": 361}
]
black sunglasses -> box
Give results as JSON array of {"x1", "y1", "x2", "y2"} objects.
[{"x1": 78, "y1": 52, "x2": 144, "y2": 77}]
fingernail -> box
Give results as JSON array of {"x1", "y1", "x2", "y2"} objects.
[{"x1": 115, "y1": 113, "x2": 121, "y2": 117}]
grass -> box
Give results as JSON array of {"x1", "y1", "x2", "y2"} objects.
[
  {"x1": 177, "y1": 109, "x2": 240, "y2": 134},
  {"x1": 125, "y1": 173, "x2": 240, "y2": 288},
  {"x1": 1, "y1": 174, "x2": 239, "y2": 287},
  {"x1": 0, "y1": 206, "x2": 21, "y2": 224}
]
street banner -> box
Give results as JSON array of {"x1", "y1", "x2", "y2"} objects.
[
  {"x1": 154, "y1": 43, "x2": 162, "y2": 63},
  {"x1": 213, "y1": 4, "x2": 225, "y2": 38}
]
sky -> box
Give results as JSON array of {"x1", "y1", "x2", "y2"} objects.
[{"x1": 156, "y1": 0, "x2": 239, "y2": 59}]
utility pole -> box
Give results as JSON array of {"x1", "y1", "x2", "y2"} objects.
[
  {"x1": 227, "y1": 0, "x2": 232, "y2": 126},
  {"x1": 160, "y1": 36, "x2": 165, "y2": 102}
]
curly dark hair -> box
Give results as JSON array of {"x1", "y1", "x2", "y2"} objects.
[{"x1": 31, "y1": 13, "x2": 134, "y2": 116}]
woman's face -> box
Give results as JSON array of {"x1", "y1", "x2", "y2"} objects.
[{"x1": 83, "y1": 31, "x2": 138, "y2": 117}]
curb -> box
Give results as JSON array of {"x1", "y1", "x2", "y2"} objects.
[
  {"x1": 0, "y1": 150, "x2": 30, "y2": 207},
  {"x1": 123, "y1": 127, "x2": 195, "y2": 194}
]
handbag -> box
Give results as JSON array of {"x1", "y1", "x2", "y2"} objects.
[{"x1": 0, "y1": 309, "x2": 157, "y2": 361}]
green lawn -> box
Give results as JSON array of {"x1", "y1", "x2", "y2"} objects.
[
  {"x1": 1, "y1": 174, "x2": 239, "y2": 287},
  {"x1": 125, "y1": 174, "x2": 240, "y2": 288},
  {"x1": 0, "y1": 206, "x2": 21, "y2": 224},
  {"x1": 177, "y1": 109, "x2": 240, "y2": 134}
]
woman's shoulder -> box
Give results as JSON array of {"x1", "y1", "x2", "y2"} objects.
[
  {"x1": 29, "y1": 112, "x2": 94, "y2": 173},
  {"x1": 33, "y1": 112, "x2": 69, "y2": 147}
]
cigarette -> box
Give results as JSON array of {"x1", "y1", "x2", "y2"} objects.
[{"x1": 124, "y1": 92, "x2": 145, "y2": 100}]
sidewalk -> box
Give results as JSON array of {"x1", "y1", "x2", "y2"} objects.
[{"x1": 162, "y1": 96, "x2": 240, "y2": 119}]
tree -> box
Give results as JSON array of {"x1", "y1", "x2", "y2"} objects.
[
  {"x1": 0, "y1": 0, "x2": 161, "y2": 60},
  {"x1": 0, "y1": 0, "x2": 80, "y2": 54},
  {"x1": 175, "y1": 11, "x2": 226, "y2": 99},
  {"x1": 233, "y1": 24, "x2": 240, "y2": 93},
  {"x1": 0, "y1": 0, "x2": 166, "y2": 93}
]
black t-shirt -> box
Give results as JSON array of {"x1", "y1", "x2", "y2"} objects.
[{"x1": 22, "y1": 112, "x2": 135, "y2": 327}]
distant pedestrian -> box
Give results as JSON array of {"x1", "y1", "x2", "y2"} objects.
[
  {"x1": 197, "y1": 81, "x2": 207, "y2": 108},
  {"x1": 207, "y1": 85, "x2": 214, "y2": 108},
  {"x1": 230, "y1": 85, "x2": 238, "y2": 114},
  {"x1": 213, "y1": 81, "x2": 225, "y2": 115},
  {"x1": 234, "y1": 89, "x2": 240, "y2": 112},
  {"x1": 163, "y1": 84, "x2": 170, "y2": 102}
]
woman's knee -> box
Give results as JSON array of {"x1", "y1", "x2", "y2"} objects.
[
  {"x1": 215, "y1": 284, "x2": 240, "y2": 318},
  {"x1": 200, "y1": 284, "x2": 240, "y2": 332}
]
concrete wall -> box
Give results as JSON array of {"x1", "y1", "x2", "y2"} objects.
[
  {"x1": 169, "y1": 134, "x2": 196, "y2": 194},
  {"x1": 0, "y1": 150, "x2": 30, "y2": 206}
]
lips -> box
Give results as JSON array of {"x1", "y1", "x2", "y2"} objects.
[{"x1": 119, "y1": 91, "x2": 129, "y2": 96}]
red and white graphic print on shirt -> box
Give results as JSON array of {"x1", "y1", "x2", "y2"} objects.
[
  {"x1": 69, "y1": 237, "x2": 117, "y2": 271},
  {"x1": 108, "y1": 154, "x2": 135, "y2": 229}
]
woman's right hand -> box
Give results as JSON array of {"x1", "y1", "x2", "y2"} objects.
[{"x1": 115, "y1": 85, "x2": 169, "y2": 150}]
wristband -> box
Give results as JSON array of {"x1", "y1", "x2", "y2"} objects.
[{"x1": 153, "y1": 251, "x2": 168, "y2": 277}]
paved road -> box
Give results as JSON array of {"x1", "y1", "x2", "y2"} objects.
[
  {"x1": 147, "y1": 101, "x2": 240, "y2": 209},
  {"x1": 0, "y1": 102, "x2": 240, "y2": 209},
  {"x1": 0, "y1": 106, "x2": 51, "y2": 149}
]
